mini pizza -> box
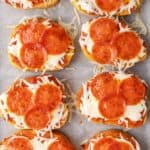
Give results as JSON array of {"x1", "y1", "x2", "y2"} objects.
[
  {"x1": 0, "y1": 130, "x2": 75, "y2": 150},
  {"x1": 81, "y1": 129, "x2": 141, "y2": 150},
  {"x1": 0, "y1": 75, "x2": 69, "y2": 133},
  {"x1": 4, "y1": 0, "x2": 59, "y2": 9},
  {"x1": 71, "y1": 0, "x2": 143, "y2": 16},
  {"x1": 79, "y1": 17, "x2": 147, "y2": 70},
  {"x1": 8, "y1": 16, "x2": 74, "y2": 71},
  {"x1": 77, "y1": 71, "x2": 148, "y2": 128}
]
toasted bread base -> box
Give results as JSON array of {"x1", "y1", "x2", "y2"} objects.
[
  {"x1": 5, "y1": 0, "x2": 59, "y2": 9},
  {"x1": 77, "y1": 86, "x2": 148, "y2": 129},
  {"x1": 81, "y1": 129, "x2": 140, "y2": 150},
  {"x1": 0, "y1": 129, "x2": 75, "y2": 149},
  {"x1": 8, "y1": 19, "x2": 75, "y2": 72},
  {"x1": 71, "y1": 0, "x2": 143, "y2": 16}
]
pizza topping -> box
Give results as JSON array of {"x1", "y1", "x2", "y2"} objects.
[
  {"x1": 120, "y1": 76, "x2": 147, "y2": 105},
  {"x1": 48, "y1": 135, "x2": 74, "y2": 150},
  {"x1": 90, "y1": 18, "x2": 119, "y2": 43},
  {"x1": 6, "y1": 137, "x2": 33, "y2": 150},
  {"x1": 112, "y1": 32, "x2": 141, "y2": 60},
  {"x1": 25, "y1": 105, "x2": 50, "y2": 129},
  {"x1": 20, "y1": 21, "x2": 46, "y2": 44},
  {"x1": 7, "y1": 85, "x2": 33, "y2": 115},
  {"x1": 99, "y1": 95, "x2": 126, "y2": 119},
  {"x1": 41, "y1": 23, "x2": 71, "y2": 55},
  {"x1": 92, "y1": 43, "x2": 117, "y2": 64},
  {"x1": 35, "y1": 84, "x2": 63, "y2": 110},
  {"x1": 94, "y1": 137, "x2": 132, "y2": 150},
  {"x1": 95, "y1": 0, "x2": 122, "y2": 12},
  {"x1": 20, "y1": 43, "x2": 47, "y2": 69},
  {"x1": 90, "y1": 73, "x2": 119, "y2": 100}
]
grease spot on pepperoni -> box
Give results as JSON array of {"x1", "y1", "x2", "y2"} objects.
[
  {"x1": 35, "y1": 84, "x2": 63, "y2": 110},
  {"x1": 120, "y1": 76, "x2": 147, "y2": 105},
  {"x1": 90, "y1": 18, "x2": 119, "y2": 43},
  {"x1": 95, "y1": 0, "x2": 122, "y2": 12},
  {"x1": 20, "y1": 21, "x2": 46, "y2": 44},
  {"x1": 99, "y1": 95, "x2": 126, "y2": 119},
  {"x1": 20, "y1": 43, "x2": 47, "y2": 69},
  {"x1": 90, "y1": 73, "x2": 119, "y2": 100},
  {"x1": 41, "y1": 23, "x2": 71, "y2": 55},
  {"x1": 6, "y1": 137, "x2": 33, "y2": 150},
  {"x1": 25, "y1": 105, "x2": 50, "y2": 129},
  {"x1": 7, "y1": 85, "x2": 33, "y2": 115},
  {"x1": 94, "y1": 137, "x2": 132, "y2": 150},
  {"x1": 112, "y1": 32, "x2": 141, "y2": 60},
  {"x1": 92, "y1": 43, "x2": 117, "y2": 64}
]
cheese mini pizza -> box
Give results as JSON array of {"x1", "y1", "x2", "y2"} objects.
[
  {"x1": 81, "y1": 129, "x2": 141, "y2": 150},
  {"x1": 8, "y1": 16, "x2": 74, "y2": 71},
  {"x1": 4, "y1": 0, "x2": 59, "y2": 9},
  {"x1": 0, "y1": 75, "x2": 69, "y2": 133},
  {"x1": 71, "y1": 0, "x2": 143, "y2": 16},
  {"x1": 0, "y1": 130, "x2": 75, "y2": 150},
  {"x1": 80, "y1": 17, "x2": 147, "y2": 70},
  {"x1": 77, "y1": 72, "x2": 148, "y2": 128}
]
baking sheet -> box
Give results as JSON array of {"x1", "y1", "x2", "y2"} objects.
[{"x1": 0, "y1": 0, "x2": 150, "y2": 149}]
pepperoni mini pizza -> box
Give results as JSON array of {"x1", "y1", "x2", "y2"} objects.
[
  {"x1": 0, "y1": 75, "x2": 69, "y2": 133},
  {"x1": 81, "y1": 129, "x2": 141, "y2": 150},
  {"x1": 77, "y1": 72, "x2": 148, "y2": 128},
  {"x1": 0, "y1": 130, "x2": 75, "y2": 150},
  {"x1": 4, "y1": 0, "x2": 59, "y2": 9},
  {"x1": 80, "y1": 17, "x2": 147, "y2": 70},
  {"x1": 71, "y1": 0, "x2": 143, "y2": 16},
  {"x1": 8, "y1": 16, "x2": 74, "y2": 71}
]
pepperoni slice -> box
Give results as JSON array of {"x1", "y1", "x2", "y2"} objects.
[
  {"x1": 95, "y1": 0, "x2": 122, "y2": 12},
  {"x1": 41, "y1": 23, "x2": 71, "y2": 55},
  {"x1": 92, "y1": 43, "x2": 117, "y2": 64},
  {"x1": 112, "y1": 32, "x2": 141, "y2": 60},
  {"x1": 94, "y1": 137, "x2": 132, "y2": 150},
  {"x1": 35, "y1": 84, "x2": 63, "y2": 110},
  {"x1": 6, "y1": 137, "x2": 33, "y2": 150},
  {"x1": 7, "y1": 85, "x2": 33, "y2": 115},
  {"x1": 20, "y1": 21, "x2": 46, "y2": 44},
  {"x1": 90, "y1": 73, "x2": 118, "y2": 100},
  {"x1": 99, "y1": 95, "x2": 126, "y2": 119},
  {"x1": 120, "y1": 76, "x2": 147, "y2": 105},
  {"x1": 25, "y1": 105, "x2": 50, "y2": 129},
  {"x1": 90, "y1": 18, "x2": 119, "y2": 43},
  {"x1": 20, "y1": 43, "x2": 47, "y2": 69},
  {"x1": 48, "y1": 136, "x2": 74, "y2": 150}
]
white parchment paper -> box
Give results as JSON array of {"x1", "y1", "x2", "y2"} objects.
[{"x1": 0, "y1": 0, "x2": 150, "y2": 149}]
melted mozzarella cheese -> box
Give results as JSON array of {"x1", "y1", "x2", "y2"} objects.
[
  {"x1": 8, "y1": 34, "x2": 22, "y2": 58},
  {"x1": 7, "y1": 0, "x2": 33, "y2": 8},
  {"x1": 31, "y1": 136, "x2": 57, "y2": 150},
  {"x1": 74, "y1": 0, "x2": 100, "y2": 14},
  {"x1": 45, "y1": 53, "x2": 65, "y2": 70},
  {"x1": 79, "y1": 21, "x2": 94, "y2": 54},
  {"x1": 121, "y1": 100, "x2": 147, "y2": 122},
  {"x1": 80, "y1": 83, "x2": 104, "y2": 119},
  {"x1": 114, "y1": 71, "x2": 132, "y2": 80}
]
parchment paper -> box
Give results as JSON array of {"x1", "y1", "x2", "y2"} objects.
[{"x1": 0, "y1": 0, "x2": 150, "y2": 149}]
